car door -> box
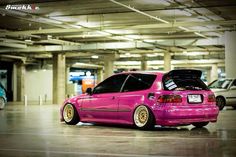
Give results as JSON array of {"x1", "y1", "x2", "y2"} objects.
[
  {"x1": 80, "y1": 74, "x2": 128, "y2": 123},
  {"x1": 117, "y1": 74, "x2": 157, "y2": 124}
]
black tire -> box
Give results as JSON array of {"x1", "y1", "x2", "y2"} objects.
[
  {"x1": 192, "y1": 122, "x2": 209, "y2": 128},
  {"x1": 216, "y1": 96, "x2": 226, "y2": 110},
  {"x1": 0, "y1": 97, "x2": 6, "y2": 110},
  {"x1": 133, "y1": 105, "x2": 155, "y2": 130},
  {"x1": 232, "y1": 106, "x2": 236, "y2": 110},
  {"x1": 63, "y1": 103, "x2": 79, "y2": 125}
]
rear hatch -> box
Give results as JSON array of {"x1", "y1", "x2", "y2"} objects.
[{"x1": 160, "y1": 69, "x2": 214, "y2": 105}]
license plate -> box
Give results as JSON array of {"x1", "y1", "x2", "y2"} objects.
[{"x1": 188, "y1": 95, "x2": 202, "y2": 103}]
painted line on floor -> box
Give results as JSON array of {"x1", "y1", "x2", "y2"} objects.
[
  {"x1": 0, "y1": 132, "x2": 235, "y2": 141},
  {"x1": 0, "y1": 148, "x2": 184, "y2": 157}
]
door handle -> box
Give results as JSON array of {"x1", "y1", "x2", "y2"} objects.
[{"x1": 112, "y1": 96, "x2": 115, "y2": 100}]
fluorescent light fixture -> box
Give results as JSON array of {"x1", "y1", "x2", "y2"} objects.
[
  {"x1": 119, "y1": 53, "x2": 141, "y2": 58},
  {"x1": 115, "y1": 61, "x2": 141, "y2": 66},
  {"x1": 187, "y1": 52, "x2": 208, "y2": 56},
  {"x1": 105, "y1": 29, "x2": 133, "y2": 34},
  {"x1": 125, "y1": 35, "x2": 141, "y2": 39},
  {"x1": 77, "y1": 21, "x2": 98, "y2": 28},
  {"x1": 178, "y1": 26, "x2": 190, "y2": 31},
  {"x1": 91, "y1": 55, "x2": 99, "y2": 59},
  {"x1": 96, "y1": 31, "x2": 111, "y2": 36},
  {"x1": 38, "y1": 17, "x2": 63, "y2": 24},
  {"x1": 125, "y1": 53, "x2": 130, "y2": 56},
  {"x1": 194, "y1": 32, "x2": 207, "y2": 38},
  {"x1": 69, "y1": 24, "x2": 82, "y2": 29}
]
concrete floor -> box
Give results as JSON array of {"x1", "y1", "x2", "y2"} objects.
[{"x1": 0, "y1": 104, "x2": 236, "y2": 157}]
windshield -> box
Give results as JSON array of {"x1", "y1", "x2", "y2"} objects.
[{"x1": 208, "y1": 79, "x2": 233, "y2": 89}]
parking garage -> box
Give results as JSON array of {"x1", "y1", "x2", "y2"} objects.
[{"x1": 0, "y1": 0, "x2": 236, "y2": 157}]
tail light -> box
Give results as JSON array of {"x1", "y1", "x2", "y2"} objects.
[
  {"x1": 208, "y1": 94, "x2": 216, "y2": 102},
  {"x1": 157, "y1": 95, "x2": 182, "y2": 103}
]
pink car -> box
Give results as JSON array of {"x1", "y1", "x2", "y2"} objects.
[{"x1": 61, "y1": 69, "x2": 219, "y2": 129}]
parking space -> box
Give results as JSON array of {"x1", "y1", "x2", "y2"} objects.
[{"x1": 0, "y1": 104, "x2": 235, "y2": 157}]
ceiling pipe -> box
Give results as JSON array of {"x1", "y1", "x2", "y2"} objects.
[{"x1": 109, "y1": 0, "x2": 207, "y2": 38}]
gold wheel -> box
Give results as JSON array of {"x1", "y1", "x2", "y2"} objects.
[
  {"x1": 134, "y1": 105, "x2": 149, "y2": 128},
  {"x1": 63, "y1": 104, "x2": 74, "y2": 123}
]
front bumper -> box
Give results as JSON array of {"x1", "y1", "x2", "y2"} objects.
[{"x1": 153, "y1": 104, "x2": 219, "y2": 126}]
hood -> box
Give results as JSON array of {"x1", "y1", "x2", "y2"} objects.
[{"x1": 64, "y1": 93, "x2": 88, "y2": 104}]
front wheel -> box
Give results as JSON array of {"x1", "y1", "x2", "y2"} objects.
[
  {"x1": 0, "y1": 97, "x2": 6, "y2": 110},
  {"x1": 133, "y1": 105, "x2": 155, "y2": 130},
  {"x1": 216, "y1": 97, "x2": 225, "y2": 110},
  {"x1": 192, "y1": 122, "x2": 209, "y2": 128},
  {"x1": 63, "y1": 103, "x2": 79, "y2": 125}
]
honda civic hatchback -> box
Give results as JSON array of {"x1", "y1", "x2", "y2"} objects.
[{"x1": 61, "y1": 69, "x2": 219, "y2": 129}]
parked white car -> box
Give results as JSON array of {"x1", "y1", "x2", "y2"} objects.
[{"x1": 208, "y1": 78, "x2": 236, "y2": 110}]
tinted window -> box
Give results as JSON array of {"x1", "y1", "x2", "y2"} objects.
[
  {"x1": 163, "y1": 76, "x2": 209, "y2": 91},
  {"x1": 122, "y1": 74, "x2": 156, "y2": 92},
  {"x1": 93, "y1": 74, "x2": 128, "y2": 94}
]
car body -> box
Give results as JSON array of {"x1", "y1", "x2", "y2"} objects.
[
  {"x1": 0, "y1": 82, "x2": 7, "y2": 109},
  {"x1": 208, "y1": 78, "x2": 236, "y2": 110},
  {"x1": 61, "y1": 69, "x2": 219, "y2": 129}
]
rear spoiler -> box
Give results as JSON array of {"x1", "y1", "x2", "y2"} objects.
[{"x1": 164, "y1": 69, "x2": 202, "y2": 79}]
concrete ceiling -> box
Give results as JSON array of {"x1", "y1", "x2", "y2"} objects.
[{"x1": 0, "y1": 0, "x2": 235, "y2": 70}]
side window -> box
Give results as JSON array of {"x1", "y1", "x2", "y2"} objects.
[
  {"x1": 232, "y1": 79, "x2": 236, "y2": 86},
  {"x1": 122, "y1": 74, "x2": 156, "y2": 92},
  {"x1": 93, "y1": 74, "x2": 127, "y2": 94}
]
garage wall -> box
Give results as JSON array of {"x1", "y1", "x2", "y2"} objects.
[{"x1": 25, "y1": 69, "x2": 52, "y2": 102}]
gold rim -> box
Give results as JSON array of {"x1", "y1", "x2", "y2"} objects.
[
  {"x1": 63, "y1": 104, "x2": 74, "y2": 122},
  {"x1": 134, "y1": 106, "x2": 149, "y2": 127}
]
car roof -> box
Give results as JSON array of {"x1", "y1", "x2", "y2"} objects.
[{"x1": 116, "y1": 71, "x2": 165, "y2": 75}]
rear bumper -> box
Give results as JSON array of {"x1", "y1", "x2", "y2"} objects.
[{"x1": 153, "y1": 104, "x2": 219, "y2": 126}]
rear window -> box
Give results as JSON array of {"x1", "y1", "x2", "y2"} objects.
[
  {"x1": 122, "y1": 74, "x2": 156, "y2": 92},
  {"x1": 162, "y1": 75, "x2": 209, "y2": 91}
]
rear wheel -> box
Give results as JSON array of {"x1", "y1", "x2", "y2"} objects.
[
  {"x1": 216, "y1": 97, "x2": 226, "y2": 110},
  {"x1": 192, "y1": 122, "x2": 209, "y2": 128},
  {"x1": 133, "y1": 105, "x2": 154, "y2": 130},
  {"x1": 0, "y1": 97, "x2": 6, "y2": 110},
  {"x1": 63, "y1": 104, "x2": 79, "y2": 125},
  {"x1": 232, "y1": 106, "x2": 236, "y2": 110}
]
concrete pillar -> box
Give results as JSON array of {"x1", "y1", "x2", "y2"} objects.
[
  {"x1": 225, "y1": 31, "x2": 236, "y2": 78},
  {"x1": 210, "y1": 64, "x2": 218, "y2": 82},
  {"x1": 12, "y1": 64, "x2": 17, "y2": 101},
  {"x1": 164, "y1": 51, "x2": 171, "y2": 71},
  {"x1": 53, "y1": 53, "x2": 66, "y2": 105},
  {"x1": 104, "y1": 54, "x2": 115, "y2": 79},
  {"x1": 141, "y1": 55, "x2": 148, "y2": 71},
  {"x1": 207, "y1": 68, "x2": 211, "y2": 84},
  {"x1": 16, "y1": 62, "x2": 25, "y2": 101},
  {"x1": 97, "y1": 68, "x2": 103, "y2": 84}
]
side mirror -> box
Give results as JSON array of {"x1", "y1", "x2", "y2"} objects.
[
  {"x1": 86, "y1": 88, "x2": 93, "y2": 95},
  {"x1": 230, "y1": 86, "x2": 236, "y2": 90}
]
